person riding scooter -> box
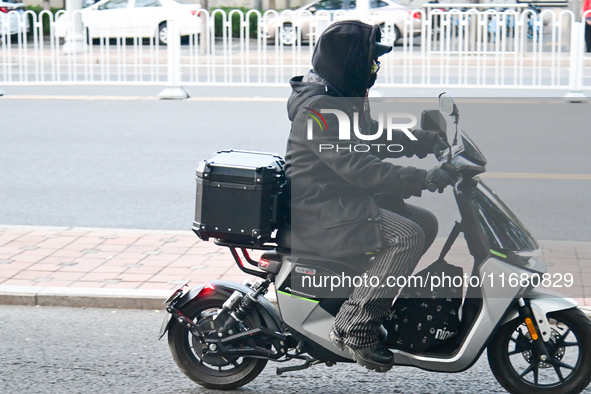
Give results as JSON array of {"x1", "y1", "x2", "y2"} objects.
[{"x1": 283, "y1": 20, "x2": 454, "y2": 372}]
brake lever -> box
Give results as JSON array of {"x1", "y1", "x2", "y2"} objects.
[
  {"x1": 428, "y1": 144, "x2": 456, "y2": 193},
  {"x1": 434, "y1": 147, "x2": 449, "y2": 162},
  {"x1": 453, "y1": 174, "x2": 463, "y2": 195},
  {"x1": 435, "y1": 141, "x2": 454, "y2": 163}
]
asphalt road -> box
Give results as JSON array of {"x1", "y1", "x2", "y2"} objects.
[
  {"x1": 1, "y1": 87, "x2": 590, "y2": 241},
  {"x1": 5, "y1": 304, "x2": 587, "y2": 394}
]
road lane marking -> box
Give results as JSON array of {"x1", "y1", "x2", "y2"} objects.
[
  {"x1": 187, "y1": 96, "x2": 286, "y2": 102},
  {"x1": 481, "y1": 172, "x2": 591, "y2": 180},
  {"x1": 4, "y1": 96, "x2": 579, "y2": 104},
  {"x1": 380, "y1": 98, "x2": 576, "y2": 105},
  {"x1": 0, "y1": 95, "x2": 287, "y2": 102},
  {"x1": 0, "y1": 95, "x2": 154, "y2": 100}
]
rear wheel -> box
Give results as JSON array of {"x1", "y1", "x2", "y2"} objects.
[
  {"x1": 167, "y1": 292, "x2": 268, "y2": 390},
  {"x1": 488, "y1": 308, "x2": 591, "y2": 394}
]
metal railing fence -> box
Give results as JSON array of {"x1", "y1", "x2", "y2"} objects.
[{"x1": 0, "y1": 8, "x2": 589, "y2": 92}]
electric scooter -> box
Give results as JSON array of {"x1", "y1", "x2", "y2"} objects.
[{"x1": 160, "y1": 93, "x2": 591, "y2": 394}]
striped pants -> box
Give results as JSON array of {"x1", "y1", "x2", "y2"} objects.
[{"x1": 333, "y1": 204, "x2": 438, "y2": 349}]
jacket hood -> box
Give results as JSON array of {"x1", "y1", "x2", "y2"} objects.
[
  {"x1": 287, "y1": 72, "x2": 341, "y2": 121},
  {"x1": 311, "y1": 20, "x2": 382, "y2": 98}
]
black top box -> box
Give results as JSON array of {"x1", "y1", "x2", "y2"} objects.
[{"x1": 193, "y1": 150, "x2": 285, "y2": 246}]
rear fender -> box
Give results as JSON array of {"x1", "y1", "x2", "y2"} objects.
[{"x1": 159, "y1": 279, "x2": 284, "y2": 340}]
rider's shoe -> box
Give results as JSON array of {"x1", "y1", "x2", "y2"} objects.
[{"x1": 329, "y1": 330, "x2": 394, "y2": 373}]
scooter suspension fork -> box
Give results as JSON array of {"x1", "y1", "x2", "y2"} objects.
[{"x1": 517, "y1": 298, "x2": 551, "y2": 362}]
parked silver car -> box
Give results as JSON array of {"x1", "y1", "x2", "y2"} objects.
[
  {"x1": 0, "y1": 0, "x2": 27, "y2": 37},
  {"x1": 265, "y1": 0, "x2": 422, "y2": 45},
  {"x1": 54, "y1": 0, "x2": 202, "y2": 45}
]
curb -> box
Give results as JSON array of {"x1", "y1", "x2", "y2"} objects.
[
  {"x1": 0, "y1": 284, "x2": 587, "y2": 317},
  {"x1": 0, "y1": 285, "x2": 172, "y2": 310},
  {"x1": 0, "y1": 285, "x2": 278, "y2": 310}
]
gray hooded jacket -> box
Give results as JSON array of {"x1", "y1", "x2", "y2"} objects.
[{"x1": 284, "y1": 21, "x2": 431, "y2": 258}]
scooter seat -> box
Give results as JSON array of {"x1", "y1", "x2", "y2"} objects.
[
  {"x1": 276, "y1": 224, "x2": 372, "y2": 272},
  {"x1": 275, "y1": 223, "x2": 301, "y2": 252}
]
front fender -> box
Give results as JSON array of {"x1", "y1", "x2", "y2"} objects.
[
  {"x1": 158, "y1": 280, "x2": 284, "y2": 340},
  {"x1": 500, "y1": 287, "x2": 579, "y2": 342}
]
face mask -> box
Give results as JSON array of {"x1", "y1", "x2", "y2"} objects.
[
  {"x1": 367, "y1": 59, "x2": 380, "y2": 88},
  {"x1": 367, "y1": 72, "x2": 377, "y2": 89}
]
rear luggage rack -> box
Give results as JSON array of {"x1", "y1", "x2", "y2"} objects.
[{"x1": 214, "y1": 239, "x2": 278, "y2": 279}]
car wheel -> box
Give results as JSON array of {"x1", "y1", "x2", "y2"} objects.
[
  {"x1": 279, "y1": 22, "x2": 297, "y2": 46},
  {"x1": 85, "y1": 28, "x2": 92, "y2": 45},
  {"x1": 158, "y1": 22, "x2": 167, "y2": 45},
  {"x1": 379, "y1": 23, "x2": 400, "y2": 46}
]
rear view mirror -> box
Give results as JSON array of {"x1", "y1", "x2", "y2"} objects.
[
  {"x1": 439, "y1": 92, "x2": 456, "y2": 116},
  {"x1": 439, "y1": 92, "x2": 459, "y2": 125},
  {"x1": 439, "y1": 92, "x2": 460, "y2": 146}
]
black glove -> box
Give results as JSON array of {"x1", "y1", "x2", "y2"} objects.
[{"x1": 424, "y1": 167, "x2": 453, "y2": 193}]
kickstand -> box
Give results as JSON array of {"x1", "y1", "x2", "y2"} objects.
[{"x1": 276, "y1": 356, "x2": 322, "y2": 376}]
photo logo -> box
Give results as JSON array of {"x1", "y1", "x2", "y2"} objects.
[
  {"x1": 305, "y1": 109, "x2": 418, "y2": 153},
  {"x1": 304, "y1": 107, "x2": 328, "y2": 133}
]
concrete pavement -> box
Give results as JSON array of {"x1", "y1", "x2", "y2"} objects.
[{"x1": 0, "y1": 224, "x2": 590, "y2": 317}]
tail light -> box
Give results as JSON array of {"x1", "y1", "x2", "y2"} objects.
[
  {"x1": 411, "y1": 11, "x2": 422, "y2": 20},
  {"x1": 259, "y1": 259, "x2": 270, "y2": 268},
  {"x1": 0, "y1": 7, "x2": 9, "y2": 13}
]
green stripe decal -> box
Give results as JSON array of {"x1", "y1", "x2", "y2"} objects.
[
  {"x1": 277, "y1": 290, "x2": 319, "y2": 304},
  {"x1": 490, "y1": 249, "x2": 507, "y2": 259}
]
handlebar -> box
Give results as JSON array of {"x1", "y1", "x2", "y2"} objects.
[
  {"x1": 426, "y1": 162, "x2": 458, "y2": 193},
  {"x1": 427, "y1": 182, "x2": 439, "y2": 192}
]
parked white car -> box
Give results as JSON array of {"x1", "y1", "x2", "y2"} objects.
[
  {"x1": 265, "y1": 0, "x2": 422, "y2": 45},
  {"x1": 0, "y1": 0, "x2": 27, "y2": 37},
  {"x1": 54, "y1": 0, "x2": 202, "y2": 45}
]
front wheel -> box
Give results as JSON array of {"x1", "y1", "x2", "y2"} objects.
[
  {"x1": 167, "y1": 291, "x2": 267, "y2": 390},
  {"x1": 488, "y1": 308, "x2": 591, "y2": 394}
]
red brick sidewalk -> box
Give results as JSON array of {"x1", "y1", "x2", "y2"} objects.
[
  {"x1": 0, "y1": 225, "x2": 266, "y2": 291},
  {"x1": 0, "y1": 224, "x2": 590, "y2": 307}
]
